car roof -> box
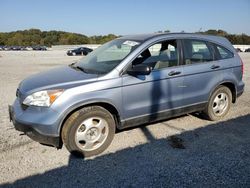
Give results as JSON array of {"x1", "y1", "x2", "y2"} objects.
[
  {"x1": 119, "y1": 33, "x2": 233, "y2": 50},
  {"x1": 120, "y1": 32, "x2": 223, "y2": 41}
]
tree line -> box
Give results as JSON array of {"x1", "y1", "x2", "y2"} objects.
[
  {"x1": 0, "y1": 29, "x2": 118, "y2": 46},
  {"x1": 0, "y1": 28, "x2": 249, "y2": 46},
  {"x1": 198, "y1": 29, "x2": 250, "y2": 45}
]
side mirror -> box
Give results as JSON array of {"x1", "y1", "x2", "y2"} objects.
[{"x1": 127, "y1": 64, "x2": 152, "y2": 75}]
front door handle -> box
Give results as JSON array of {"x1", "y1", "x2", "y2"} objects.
[
  {"x1": 211, "y1": 65, "x2": 220, "y2": 69},
  {"x1": 168, "y1": 71, "x2": 181, "y2": 76}
]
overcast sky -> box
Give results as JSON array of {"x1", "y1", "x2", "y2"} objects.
[{"x1": 0, "y1": 0, "x2": 250, "y2": 36}]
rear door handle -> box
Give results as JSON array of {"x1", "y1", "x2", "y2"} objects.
[
  {"x1": 168, "y1": 71, "x2": 181, "y2": 76},
  {"x1": 211, "y1": 65, "x2": 220, "y2": 69}
]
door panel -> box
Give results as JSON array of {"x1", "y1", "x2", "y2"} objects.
[
  {"x1": 181, "y1": 39, "x2": 223, "y2": 107},
  {"x1": 122, "y1": 67, "x2": 183, "y2": 120},
  {"x1": 182, "y1": 63, "x2": 223, "y2": 106}
]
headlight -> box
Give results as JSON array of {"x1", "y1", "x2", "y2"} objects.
[{"x1": 23, "y1": 89, "x2": 64, "y2": 107}]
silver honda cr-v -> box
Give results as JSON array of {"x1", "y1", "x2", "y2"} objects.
[{"x1": 9, "y1": 33, "x2": 244, "y2": 157}]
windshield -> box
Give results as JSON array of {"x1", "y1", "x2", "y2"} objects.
[{"x1": 76, "y1": 39, "x2": 141, "y2": 74}]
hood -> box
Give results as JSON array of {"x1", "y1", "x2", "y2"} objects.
[{"x1": 19, "y1": 65, "x2": 99, "y2": 94}]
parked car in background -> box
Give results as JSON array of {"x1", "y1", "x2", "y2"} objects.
[
  {"x1": 245, "y1": 48, "x2": 250, "y2": 52},
  {"x1": 26, "y1": 46, "x2": 33, "y2": 51},
  {"x1": 11, "y1": 46, "x2": 22, "y2": 51},
  {"x1": 32, "y1": 46, "x2": 47, "y2": 51},
  {"x1": 0, "y1": 45, "x2": 46, "y2": 51},
  {"x1": 235, "y1": 48, "x2": 242, "y2": 52},
  {"x1": 67, "y1": 47, "x2": 93, "y2": 56},
  {"x1": 11, "y1": 46, "x2": 27, "y2": 51},
  {"x1": 3, "y1": 46, "x2": 12, "y2": 50},
  {"x1": 9, "y1": 33, "x2": 244, "y2": 157},
  {"x1": 20, "y1": 46, "x2": 28, "y2": 51}
]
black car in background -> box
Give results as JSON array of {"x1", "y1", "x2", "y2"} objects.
[
  {"x1": 235, "y1": 48, "x2": 242, "y2": 52},
  {"x1": 32, "y1": 46, "x2": 47, "y2": 51},
  {"x1": 245, "y1": 48, "x2": 250, "y2": 52},
  {"x1": 67, "y1": 47, "x2": 93, "y2": 56}
]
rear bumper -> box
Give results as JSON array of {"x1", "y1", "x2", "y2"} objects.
[
  {"x1": 236, "y1": 81, "x2": 245, "y2": 98},
  {"x1": 237, "y1": 89, "x2": 244, "y2": 98}
]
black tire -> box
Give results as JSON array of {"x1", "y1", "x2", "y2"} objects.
[
  {"x1": 203, "y1": 86, "x2": 232, "y2": 121},
  {"x1": 62, "y1": 106, "x2": 116, "y2": 157}
]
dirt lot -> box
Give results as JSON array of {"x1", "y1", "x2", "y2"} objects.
[{"x1": 0, "y1": 51, "x2": 249, "y2": 187}]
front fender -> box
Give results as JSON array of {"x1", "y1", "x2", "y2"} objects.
[{"x1": 51, "y1": 87, "x2": 122, "y2": 135}]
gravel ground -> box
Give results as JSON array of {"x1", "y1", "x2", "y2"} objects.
[{"x1": 0, "y1": 51, "x2": 249, "y2": 188}]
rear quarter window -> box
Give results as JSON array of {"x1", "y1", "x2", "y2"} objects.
[{"x1": 215, "y1": 45, "x2": 234, "y2": 59}]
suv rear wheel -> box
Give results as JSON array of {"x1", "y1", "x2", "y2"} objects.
[
  {"x1": 62, "y1": 106, "x2": 115, "y2": 157},
  {"x1": 203, "y1": 86, "x2": 232, "y2": 121}
]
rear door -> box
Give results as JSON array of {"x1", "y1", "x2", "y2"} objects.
[{"x1": 181, "y1": 39, "x2": 223, "y2": 107}]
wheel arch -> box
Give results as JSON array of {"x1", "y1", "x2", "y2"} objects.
[
  {"x1": 220, "y1": 82, "x2": 236, "y2": 103},
  {"x1": 58, "y1": 101, "x2": 121, "y2": 144},
  {"x1": 210, "y1": 81, "x2": 237, "y2": 103}
]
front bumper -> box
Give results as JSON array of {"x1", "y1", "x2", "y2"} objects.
[{"x1": 9, "y1": 100, "x2": 62, "y2": 148}]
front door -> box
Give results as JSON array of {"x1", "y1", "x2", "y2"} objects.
[{"x1": 121, "y1": 39, "x2": 184, "y2": 126}]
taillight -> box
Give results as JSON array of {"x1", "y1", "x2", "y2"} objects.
[{"x1": 240, "y1": 57, "x2": 244, "y2": 78}]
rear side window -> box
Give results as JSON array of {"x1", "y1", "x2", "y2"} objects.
[
  {"x1": 215, "y1": 45, "x2": 234, "y2": 59},
  {"x1": 182, "y1": 39, "x2": 214, "y2": 64}
]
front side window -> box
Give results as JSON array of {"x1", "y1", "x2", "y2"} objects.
[
  {"x1": 183, "y1": 39, "x2": 214, "y2": 64},
  {"x1": 76, "y1": 39, "x2": 141, "y2": 74},
  {"x1": 132, "y1": 40, "x2": 179, "y2": 70}
]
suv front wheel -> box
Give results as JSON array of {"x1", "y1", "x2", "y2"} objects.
[
  {"x1": 62, "y1": 106, "x2": 116, "y2": 157},
  {"x1": 204, "y1": 86, "x2": 232, "y2": 121}
]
